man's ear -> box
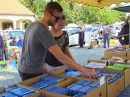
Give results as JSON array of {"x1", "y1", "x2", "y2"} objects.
[{"x1": 46, "y1": 11, "x2": 50, "y2": 18}]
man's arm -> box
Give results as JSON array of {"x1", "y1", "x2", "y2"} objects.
[
  {"x1": 65, "y1": 46, "x2": 75, "y2": 60},
  {"x1": 48, "y1": 45, "x2": 97, "y2": 78},
  {"x1": 118, "y1": 27, "x2": 125, "y2": 46},
  {"x1": 102, "y1": 28, "x2": 105, "y2": 36}
]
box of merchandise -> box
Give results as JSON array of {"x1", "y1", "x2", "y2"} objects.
[
  {"x1": 50, "y1": 66, "x2": 83, "y2": 78},
  {"x1": 84, "y1": 60, "x2": 106, "y2": 69},
  {"x1": 95, "y1": 68, "x2": 124, "y2": 97},
  {"x1": 85, "y1": 60, "x2": 129, "y2": 88},
  {"x1": 105, "y1": 62, "x2": 130, "y2": 88},
  {"x1": 90, "y1": 41, "x2": 98, "y2": 48},
  {"x1": 104, "y1": 47, "x2": 127, "y2": 58},
  {"x1": 126, "y1": 50, "x2": 130, "y2": 58},
  {"x1": 101, "y1": 56, "x2": 129, "y2": 63},
  {"x1": 25, "y1": 91, "x2": 69, "y2": 97},
  {"x1": 41, "y1": 77, "x2": 106, "y2": 97},
  {"x1": 0, "y1": 84, "x2": 39, "y2": 97},
  {"x1": 18, "y1": 73, "x2": 69, "y2": 91}
]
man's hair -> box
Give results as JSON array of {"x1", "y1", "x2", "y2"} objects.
[
  {"x1": 24, "y1": 23, "x2": 29, "y2": 29},
  {"x1": 13, "y1": 37, "x2": 16, "y2": 40},
  {"x1": 61, "y1": 15, "x2": 66, "y2": 20},
  {"x1": 44, "y1": 2, "x2": 63, "y2": 14}
]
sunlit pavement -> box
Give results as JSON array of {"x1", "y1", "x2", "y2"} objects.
[{"x1": 0, "y1": 44, "x2": 120, "y2": 87}]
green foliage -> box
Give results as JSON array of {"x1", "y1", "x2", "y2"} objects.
[
  {"x1": 18, "y1": 0, "x2": 127, "y2": 25},
  {"x1": 19, "y1": 0, "x2": 47, "y2": 19}
]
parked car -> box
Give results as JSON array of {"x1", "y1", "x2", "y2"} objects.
[
  {"x1": 85, "y1": 26, "x2": 100, "y2": 40},
  {"x1": 3, "y1": 30, "x2": 25, "y2": 39},
  {"x1": 109, "y1": 25, "x2": 122, "y2": 36},
  {"x1": 0, "y1": 30, "x2": 25, "y2": 60},
  {"x1": 62, "y1": 28, "x2": 80, "y2": 46}
]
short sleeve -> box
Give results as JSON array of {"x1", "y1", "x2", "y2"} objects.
[
  {"x1": 37, "y1": 28, "x2": 56, "y2": 49},
  {"x1": 64, "y1": 31, "x2": 69, "y2": 47}
]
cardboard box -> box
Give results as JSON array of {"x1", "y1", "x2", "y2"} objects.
[
  {"x1": 42, "y1": 77, "x2": 106, "y2": 97},
  {"x1": 96, "y1": 68, "x2": 124, "y2": 97},
  {"x1": 50, "y1": 66, "x2": 68, "y2": 74},
  {"x1": 109, "y1": 62, "x2": 130, "y2": 88},
  {"x1": 87, "y1": 60, "x2": 105, "y2": 64},
  {"x1": 0, "y1": 84, "x2": 39, "y2": 97},
  {"x1": 18, "y1": 73, "x2": 67, "y2": 91},
  {"x1": 101, "y1": 57, "x2": 128, "y2": 63},
  {"x1": 127, "y1": 51, "x2": 130, "y2": 59},
  {"x1": 25, "y1": 91, "x2": 50, "y2": 97},
  {"x1": 87, "y1": 59, "x2": 130, "y2": 88},
  {"x1": 104, "y1": 47, "x2": 127, "y2": 58},
  {"x1": 90, "y1": 41, "x2": 98, "y2": 48},
  {"x1": 50, "y1": 66, "x2": 82, "y2": 78},
  {"x1": 0, "y1": 87, "x2": 4, "y2": 93}
]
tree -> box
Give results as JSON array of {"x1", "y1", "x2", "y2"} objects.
[
  {"x1": 18, "y1": 0, "x2": 126, "y2": 25},
  {"x1": 19, "y1": 0, "x2": 47, "y2": 19},
  {"x1": 58, "y1": 0, "x2": 72, "y2": 25}
]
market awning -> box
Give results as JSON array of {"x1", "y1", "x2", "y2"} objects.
[
  {"x1": 66, "y1": 0, "x2": 130, "y2": 8},
  {"x1": 114, "y1": 6, "x2": 130, "y2": 13}
]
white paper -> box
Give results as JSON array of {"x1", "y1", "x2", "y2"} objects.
[
  {"x1": 100, "y1": 76, "x2": 105, "y2": 86},
  {"x1": 84, "y1": 62, "x2": 106, "y2": 68}
]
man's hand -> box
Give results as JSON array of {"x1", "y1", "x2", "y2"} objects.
[
  {"x1": 82, "y1": 68, "x2": 97, "y2": 79},
  {"x1": 43, "y1": 69, "x2": 48, "y2": 74},
  {"x1": 42, "y1": 63, "x2": 48, "y2": 74},
  {"x1": 122, "y1": 44, "x2": 126, "y2": 50}
]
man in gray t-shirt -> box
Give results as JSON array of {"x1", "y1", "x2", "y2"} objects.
[
  {"x1": 18, "y1": 2, "x2": 97, "y2": 81},
  {"x1": 18, "y1": 21, "x2": 56, "y2": 74}
]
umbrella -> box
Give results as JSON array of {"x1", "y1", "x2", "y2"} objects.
[
  {"x1": 66, "y1": 0, "x2": 130, "y2": 8},
  {"x1": 114, "y1": 6, "x2": 130, "y2": 13}
]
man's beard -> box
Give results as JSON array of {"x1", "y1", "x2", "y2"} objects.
[{"x1": 48, "y1": 18, "x2": 56, "y2": 27}]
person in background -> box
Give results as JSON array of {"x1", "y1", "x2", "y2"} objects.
[
  {"x1": 0, "y1": 33, "x2": 5, "y2": 60},
  {"x1": 18, "y1": 2, "x2": 97, "y2": 81},
  {"x1": 24, "y1": 23, "x2": 29, "y2": 30},
  {"x1": 102, "y1": 24, "x2": 111, "y2": 48},
  {"x1": 78, "y1": 27, "x2": 86, "y2": 48},
  {"x1": 84, "y1": 27, "x2": 92, "y2": 49},
  {"x1": 16, "y1": 36, "x2": 23, "y2": 47},
  {"x1": 118, "y1": 15, "x2": 130, "y2": 49},
  {"x1": 9, "y1": 37, "x2": 17, "y2": 46},
  {"x1": 44, "y1": 15, "x2": 75, "y2": 72}
]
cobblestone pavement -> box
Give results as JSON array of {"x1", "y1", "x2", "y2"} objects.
[{"x1": 0, "y1": 44, "x2": 118, "y2": 87}]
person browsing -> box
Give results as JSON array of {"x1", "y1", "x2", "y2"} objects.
[
  {"x1": 18, "y1": 2, "x2": 97, "y2": 81},
  {"x1": 44, "y1": 15, "x2": 75, "y2": 72}
]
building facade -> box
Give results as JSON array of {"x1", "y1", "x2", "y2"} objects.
[{"x1": 0, "y1": 0, "x2": 35, "y2": 30}]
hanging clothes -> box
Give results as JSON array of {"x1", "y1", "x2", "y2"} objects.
[
  {"x1": 78, "y1": 28, "x2": 85, "y2": 48},
  {"x1": 84, "y1": 30, "x2": 92, "y2": 48}
]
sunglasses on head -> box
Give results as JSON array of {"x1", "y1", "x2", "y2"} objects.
[{"x1": 49, "y1": 12, "x2": 61, "y2": 21}]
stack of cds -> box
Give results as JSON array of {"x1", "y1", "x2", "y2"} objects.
[
  {"x1": 47, "y1": 86, "x2": 69, "y2": 94},
  {"x1": 29, "y1": 75, "x2": 64, "y2": 90},
  {"x1": 47, "y1": 80, "x2": 100, "y2": 97},
  {"x1": 95, "y1": 70, "x2": 123, "y2": 84},
  {"x1": 0, "y1": 85, "x2": 35, "y2": 97},
  {"x1": 62, "y1": 68, "x2": 82, "y2": 77},
  {"x1": 67, "y1": 80, "x2": 100, "y2": 96}
]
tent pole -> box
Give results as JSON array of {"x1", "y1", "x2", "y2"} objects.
[{"x1": 128, "y1": 21, "x2": 130, "y2": 47}]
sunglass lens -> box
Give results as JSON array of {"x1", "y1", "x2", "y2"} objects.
[{"x1": 56, "y1": 17, "x2": 61, "y2": 21}]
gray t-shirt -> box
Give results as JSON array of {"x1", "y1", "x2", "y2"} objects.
[{"x1": 18, "y1": 21, "x2": 56, "y2": 74}]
